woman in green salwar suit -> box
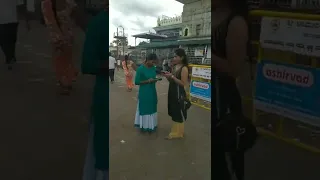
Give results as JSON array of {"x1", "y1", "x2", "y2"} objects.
[{"x1": 81, "y1": 9, "x2": 109, "y2": 180}]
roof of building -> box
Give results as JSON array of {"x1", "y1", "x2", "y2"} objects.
[
  {"x1": 132, "y1": 32, "x2": 168, "y2": 39},
  {"x1": 179, "y1": 38, "x2": 211, "y2": 45},
  {"x1": 137, "y1": 38, "x2": 211, "y2": 48},
  {"x1": 153, "y1": 23, "x2": 182, "y2": 31},
  {"x1": 128, "y1": 46, "x2": 136, "y2": 49},
  {"x1": 137, "y1": 40, "x2": 179, "y2": 48}
]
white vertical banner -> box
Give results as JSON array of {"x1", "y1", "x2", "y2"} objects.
[{"x1": 206, "y1": 45, "x2": 211, "y2": 58}]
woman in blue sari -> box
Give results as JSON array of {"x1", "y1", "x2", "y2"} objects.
[{"x1": 81, "y1": 7, "x2": 109, "y2": 180}]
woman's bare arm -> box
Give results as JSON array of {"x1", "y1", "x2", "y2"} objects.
[
  {"x1": 171, "y1": 67, "x2": 189, "y2": 88},
  {"x1": 212, "y1": 16, "x2": 248, "y2": 78},
  {"x1": 131, "y1": 62, "x2": 137, "y2": 71}
]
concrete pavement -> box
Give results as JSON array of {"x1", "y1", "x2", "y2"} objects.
[
  {"x1": 0, "y1": 22, "x2": 91, "y2": 180},
  {"x1": 0, "y1": 21, "x2": 319, "y2": 180},
  {"x1": 110, "y1": 66, "x2": 320, "y2": 180},
  {"x1": 109, "y1": 70, "x2": 211, "y2": 180}
]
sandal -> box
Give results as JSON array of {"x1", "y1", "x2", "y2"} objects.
[{"x1": 164, "y1": 135, "x2": 183, "y2": 140}]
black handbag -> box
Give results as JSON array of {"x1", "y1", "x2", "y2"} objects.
[
  {"x1": 177, "y1": 84, "x2": 191, "y2": 121},
  {"x1": 177, "y1": 84, "x2": 191, "y2": 109},
  {"x1": 215, "y1": 76, "x2": 258, "y2": 152},
  {"x1": 217, "y1": 113, "x2": 258, "y2": 152}
]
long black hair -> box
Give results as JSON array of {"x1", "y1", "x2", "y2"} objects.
[
  {"x1": 175, "y1": 48, "x2": 188, "y2": 67},
  {"x1": 124, "y1": 55, "x2": 129, "y2": 69},
  {"x1": 228, "y1": 0, "x2": 249, "y2": 19},
  {"x1": 228, "y1": 0, "x2": 253, "y2": 77},
  {"x1": 146, "y1": 53, "x2": 157, "y2": 62}
]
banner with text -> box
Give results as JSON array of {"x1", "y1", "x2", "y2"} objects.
[
  {"x1": 255, "y1": 60, "x2": 320, "y2": 126},
  {"x1": 190, "y1": 81, "x2": 211, "y2": 102},
  {"x1": 260, "y1": 17, "x2": 320, "y2": 57},
  {"x1": 191, "y1": 67, "x2": 211, "y2": 80}
]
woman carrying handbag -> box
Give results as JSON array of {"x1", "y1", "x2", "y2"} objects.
[
  {"x1": 162, "y1": 48, "x2": 191, "y2": 140},
  {"x1": 211, "y1": 0, "x2": 258, "y2": 179}
]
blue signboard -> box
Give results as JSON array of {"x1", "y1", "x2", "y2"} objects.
[
  {"x1": 255, "y1": 60, "x2": 320, "y2": 126},
  {"x1": 190, "y1": 81, "x2": 211, "y2": 102}
]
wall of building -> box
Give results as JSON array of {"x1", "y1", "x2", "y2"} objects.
[
  {"x1": 157, "y1": 15, "x2": 182, "y2": 26},
  {"x1": 180, "y1": 0, "x2": 211, "y2": 38},
  {"x1": 155, "y1": 28, "x2": 181, "y2": 40}
]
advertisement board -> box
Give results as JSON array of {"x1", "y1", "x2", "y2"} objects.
[
  {"x1": 260, "y1": 17, "x2": 320, "y2": 57},
  {"x1": 190, "y1": 81, "x2": 211, "y2": 102},
  {"x1": 191, "y1": 67, "x2": 211, "y2": 80},
  {"x1": 255, "y1": 60, "x2": 320, "y2": 126}
]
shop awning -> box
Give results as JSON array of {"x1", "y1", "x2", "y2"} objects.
[
  {"x1": 178, "y1": 39, "x2": 211, "y2": 45},
  {"x1": 137, "y1": 38, "x2": 211, "y2": 48},
  {"x1": 137, "y1": 40, "x2": 180, "y2": 48},
  {"x1": 132, "y1": 33, "x2": 167, "y2": 39}
]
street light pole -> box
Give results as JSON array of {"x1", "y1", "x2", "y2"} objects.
[
  {"x1": 116, "y1": 26, "x2": 126, "y2": 57},
  {"x1": 116, "y1": 28, "x2": 119, "y2": 58},
  {"x1": 122, "y1": 27, "x2": 125, "y2": 56}
]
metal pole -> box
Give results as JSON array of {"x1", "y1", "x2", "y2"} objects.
[
  {"x1": 122, "y1": 27, "x2": 125, "y2": 56},
  {"x1": 116, "y1": 28, "x2": 119, "y2": 57}
]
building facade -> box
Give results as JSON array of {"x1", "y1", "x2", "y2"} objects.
[
  {"x1": 176, "y1": 0, "x2": 211, "y2": 65},
  {"x1": 134, "y1": 15, "x2": 183, "y2": 65},
  {"x1": 178, "y1": 0, "x2": 211, "y2": 38},
  {"x1": 152, "y1": 15, "x2": 183, "y2": 61}
]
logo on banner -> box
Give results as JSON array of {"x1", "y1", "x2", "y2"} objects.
[
  {"x1": 192, "y1": 81, "x2": 210, "y2": 89},
  {"x1": 287, "y1": 20, "x2": 294, "y2": 28},
  {"x1": 262, "y1": 63, "x2": 314, "y2": 87},
  {"x1": 270, "y1": 19, "x2": 280, "y2": 31}
]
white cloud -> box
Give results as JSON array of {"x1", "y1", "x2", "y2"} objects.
[{"x1": 109, "y1": 0, "x2": 183, "y2": 46}]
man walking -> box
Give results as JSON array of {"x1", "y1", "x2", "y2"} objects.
[
  {"x1": 0, "y1": 0, "x2": 22, "y2": 70},
  {"x1": 109, "y1": 52, "x2": 117, "y2": 83}
]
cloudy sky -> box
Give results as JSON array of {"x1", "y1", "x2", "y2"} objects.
[{"x1": 109, "y1": 0, "x2": 183, "y2": 46}]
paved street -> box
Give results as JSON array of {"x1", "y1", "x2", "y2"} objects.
[
  {"x1": 109, "y1": 71, "x2": 211, "y2": 180},
  {"x1": 110, "y1": 70, "x2": 320, "y2": 180},
  {"x1": 0, "y1": 22, "x2": 319, "y2": 180}
]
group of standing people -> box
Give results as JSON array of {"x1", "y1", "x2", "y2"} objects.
[
  {"x1": 134, "y1": 49, "x2": 190, "y2": 140},
  {"x1": 1, "y1": 0, "x2": 253, "y2": 179},
  {"x1": 109, "y1": 49, "x2": 191, "y2": 140},
  {"x1": 108, "y1": 53, "x2": 136, "y2": 90}
]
